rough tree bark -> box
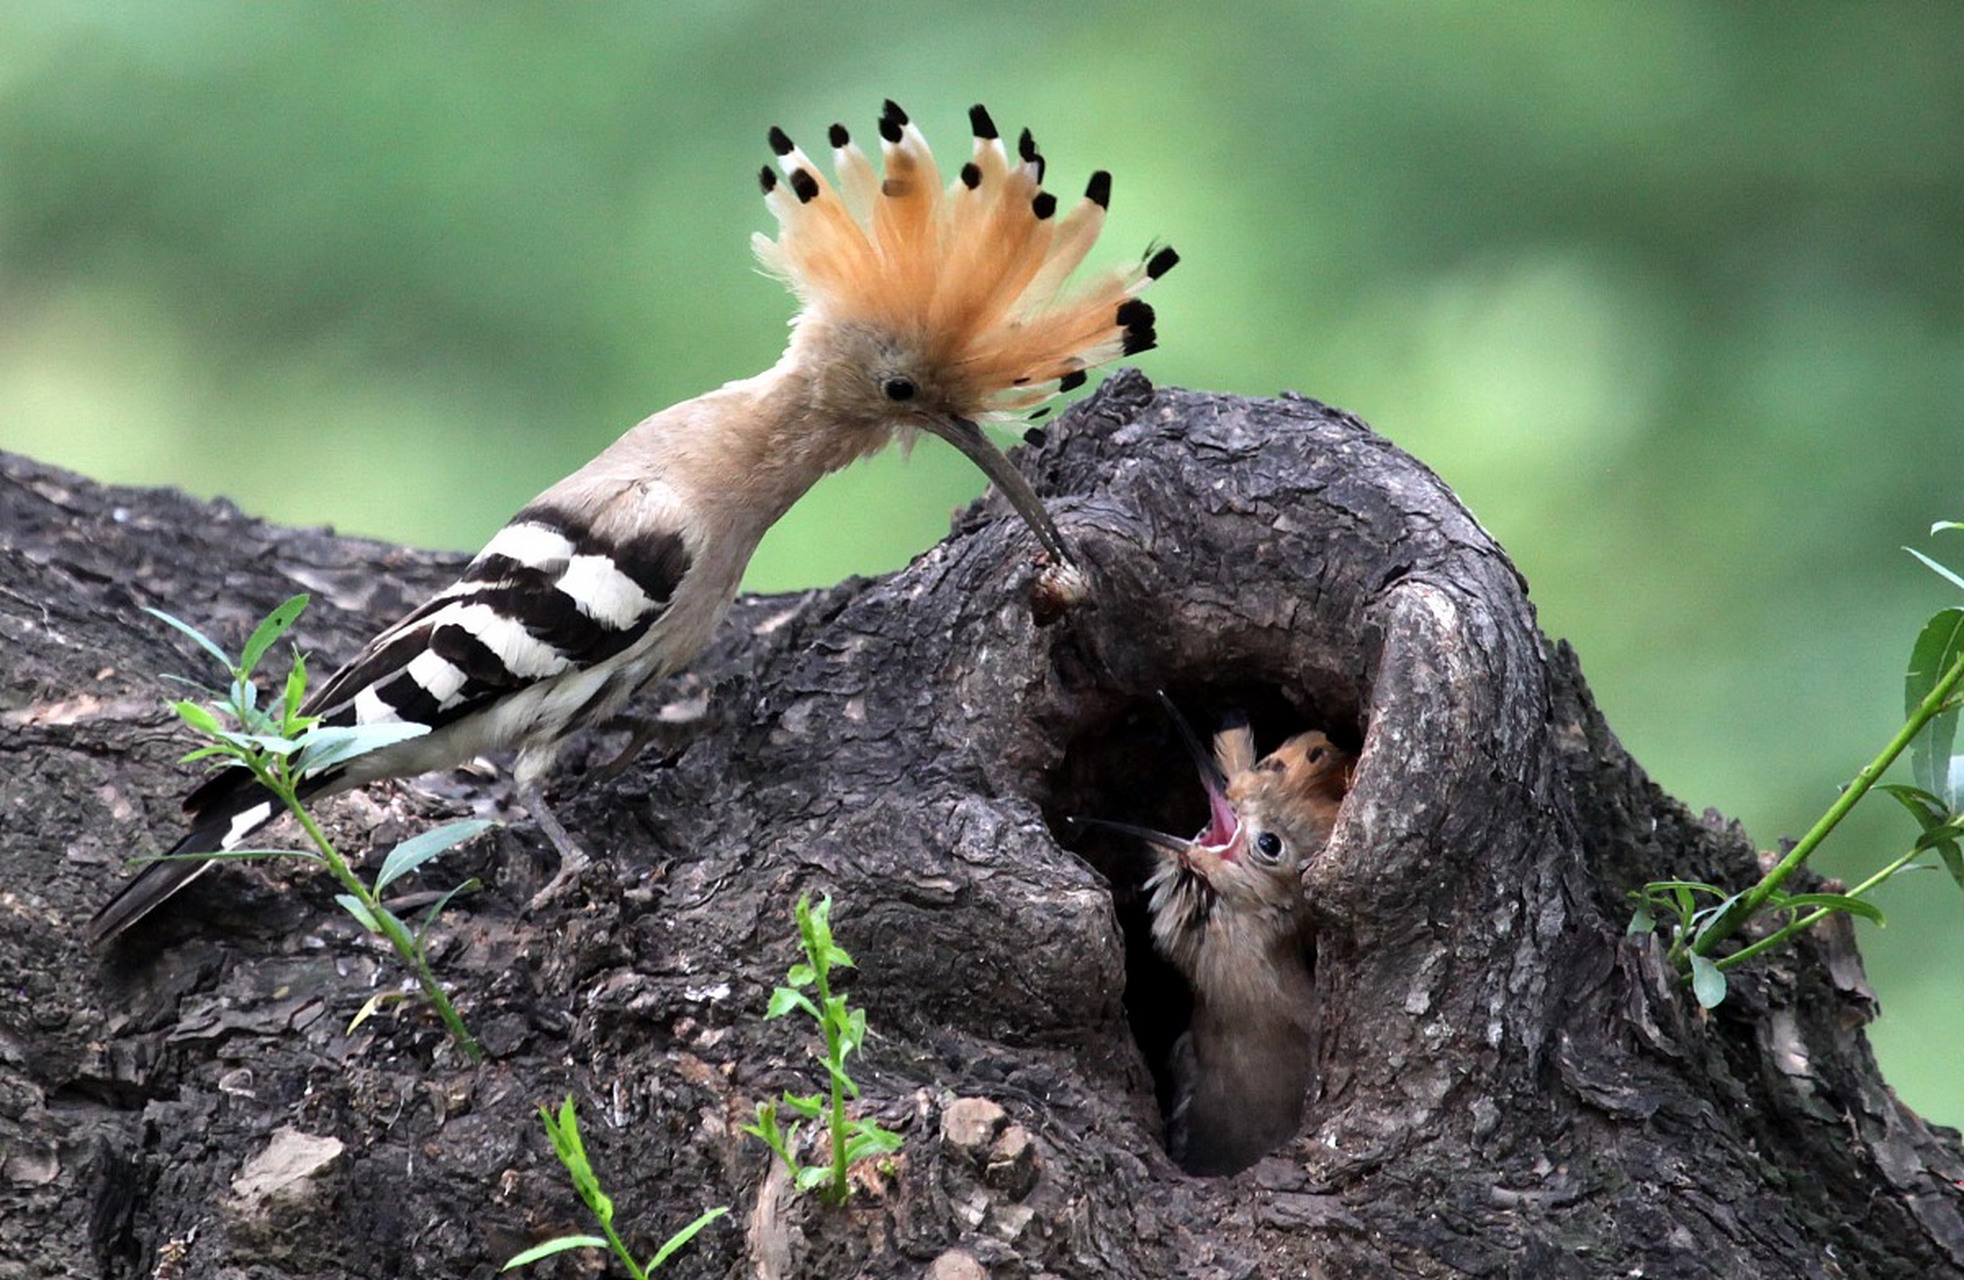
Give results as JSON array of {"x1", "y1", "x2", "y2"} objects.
[{"x1": 4, "y1": 371, "x2": 1962, "y2": 1279}]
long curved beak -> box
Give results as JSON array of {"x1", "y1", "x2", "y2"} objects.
[
  {"x1": 1159, "y1": 693, "x2": 1239, "y2": 851},
  {"x1": 1067, "y1": 815, "x2": 1190, "y2": 855},
  {"x1": 919, "y1": 414, "x2": 1073, "y2": 564}
]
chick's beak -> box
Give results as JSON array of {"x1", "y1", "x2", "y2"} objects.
[
  {"x1": 1159, "y1": 692, "x2": 1240, "y2": 860},
  {"x1": 918, "y1": 414, "x2": 1073, "y2": 564}
]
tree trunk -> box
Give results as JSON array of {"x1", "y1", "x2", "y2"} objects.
[{"x1": 4, "y1": 371, "x2": 1961, "y2": 1278}]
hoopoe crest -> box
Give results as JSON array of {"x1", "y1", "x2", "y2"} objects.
[{"x1": 757, "y1": 100, "x2": 1174, "y2": 428}]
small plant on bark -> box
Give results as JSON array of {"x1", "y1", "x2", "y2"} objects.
[
  {"x1": 1631, "y1": 522, "x2": 1964, "y2": 1006},
  {"x1": 148, "y1": 594, "x2": 490, "y2": 1057},
  {"x1": 742, "y1": 893, "x2": 904, "y2": 1205},
  {"x1": 502, "y1": 1096, "x2": 728, "y2": 1276}
]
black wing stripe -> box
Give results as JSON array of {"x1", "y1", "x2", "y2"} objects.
[
  {"x1": 376, "y1": 670, "x2": 443, "y2": 725},
  {"x1": 430, "y1": 620, "x2": 526, "y2": 688},
  {"x1": 606, "y1": 529, "x2": 691, "y2": 602},
  {"x1": 305, "y1": 624, "x2": 438, "y2": 716}
]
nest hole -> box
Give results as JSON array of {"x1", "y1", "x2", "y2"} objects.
[{"x1": 1041, "y1": 681, "x2": 1362, "y2": 1158}]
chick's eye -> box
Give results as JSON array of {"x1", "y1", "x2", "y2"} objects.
[
  {"x1": 1307, "y1": 746, "x2": 1326, "y2": 764},
  {"x1": 883, "y1": 376, "x2": 917, "y2": 402},
  {"x1": 1254, "y1": 831, "x2": 1284, "y2": 862}
]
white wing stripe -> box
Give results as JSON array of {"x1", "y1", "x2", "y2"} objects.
[
  {"x1": 557, "y1": 554, "x2": 655, "y2": 630},
  {"x1": 223, "y1": 800, "x2": 277, "y2": 849},
  {"x1": 354, "y1": 686, "x2": 398, "y2": 725},
  {"x1": 479, "y1": 521, "x2": 577, "y2": 570},
  {"x1": 405, "y1": 649, "x2": 469, "y2": 708},
  {"x1": 447, "y1": 601, "x2": 574, "y2": 679}
]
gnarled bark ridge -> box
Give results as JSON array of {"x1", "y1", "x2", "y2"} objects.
[{"x1": 3, "y1": 371, "x2": 1960, "y2": 1278}]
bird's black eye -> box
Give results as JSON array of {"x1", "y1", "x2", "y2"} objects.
[
  {"x1": 1254, "y1": 831, "x2": 1283, "y2": 862},
  {"x1": 1307, "y1": 746, "x2": 1326, "y2": 764},
  {"x1": 883, "y1": 376, "x2": 917, "y2": 402}
]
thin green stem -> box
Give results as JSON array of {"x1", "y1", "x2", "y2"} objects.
[
  {"x1": 596, "y1": 1210, "x2": 648, "y2": 1280},
  {"x1": 1716, "y1": 844, "x2": 1921, "y2": 971},
  {"x1": 816, "y1": 967, "x2": 849, "y2": 1205},
  {"x1": 1694, "y1": 648, "x2": 1964, "y2": 959},
  {"x1": 280, "y1": 778, "x2": 482, "y2": 1061}
]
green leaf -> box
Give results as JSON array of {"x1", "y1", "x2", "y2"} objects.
[
  {"x1": 1915, "y1": 829, "x2": 1964, "y2": 891},
  {"x1": 824, "y1": 1059, "x2": 862, "y2": 1099},
  {"x1": 541, "y1": 1098, "x2": 611, "y2": 1220},
  {"x1": 171, "y1": 699, "x2": 225, "y2": 735},
  {"x1": 1627, "y1": 904, "x2": 1656, "y2": 936},
  {"x1": 843, "y1": 1125, "x2": 904, "y2": 1163},
  {"x1": 1909, "y1": 547, "x2": 1964, "y2": 596},
  {"x1": 839, "y1": 1006, "x2": 868, "y2": 1057},
  {"x1": 336, "y1": 893, "x2": 381, "y2": 932},
  {"x1": 785, "y1": 963, "x2": 817, "y2": 988},
  {"x1": 780, "y1": 1092, "x2": 826, "y2": 1119},
  {"x1": 1907, "y1": 607, "x2": 1964, "y2": 804},
  {"x1": 230, "y1": 674, "x2": 260, "y2": 720},
  {"x1": 741, "y1": 1107, "x2": 784, "y2": 1151},
  {"x1": 1909, "y1": 815, "x2": 1964, "y2": 852},
  {"x1": 1878, "y1": 782, "x2": 1951, "y2": 831},
  {"x1": 414, "y1": 878, "x2": 483, "y2": 944},
  {"x1": 799, "y1": 893, "x2": 833, "y2": 955},
  {"x1": 541, "y1": 1096, "x2": 582, "y2": 1160},
  {"x1": 347, "y1": 989, "x2": 407, "y2": 1035},
  {"x1": 793, "y1": 1165, "x2": 834, "y2": 1192},
  {"x1": 146, "y1": 606, "x2": 235, "y2": 670},
  {"x1": 765, "y1": 987, "x2": 815, "y2": 1021},
  {"x1": 1689, "y1": 889, "x2": 1747, "y2": 935},
  {"x1": 283, "y1": 653, "x2": 309, "y2": 724},
  {"x1": 646, "y1": 1205, "x2": 730, "y2": 1270},
  {"x1": 1642, "y1": 878, "x2": 1725, "y2": 897},
  {"x1": 1776, "y1": 892, "x2": 1886, "y2": 925},
  {"x1": 294, "y1": 722, "x2": 430, "y2": 775},
  {"x1": 1688, "y1": 953, "x2": 1728, "y2": 1008},
  {"x1": 178, "y1": 744, "x2": 245, "y2": 766},
  {"x1": 239, "y1": 594, "x2": 309, "y2": 677},
  {"x1": 215, "y1": 731, "x2": 302, "y2": 756},
  {"x1": 374, "y1": 819, "x2": 496, "y2": 893},
  {"x1": 502, "y1": 1235, "x2": 609, "y2": 1270}
]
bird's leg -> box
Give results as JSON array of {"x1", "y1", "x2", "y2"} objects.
[
  {"x1": 589, "y1": 714, "x2": 668, "y2": 783},
  {"x1": 587, "y1": 695, "x2": 716, "y2": 785},
  {"x1": 518, "y1": 782, "x2": 591, "y2": 911}
]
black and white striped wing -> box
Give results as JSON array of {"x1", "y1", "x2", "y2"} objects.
[
  {"x1": 90, "y1": 498, "x2": 693, "y2": 946},
  {"x1": 303, "y1": 500, "x2": 693, "y2": 742}
]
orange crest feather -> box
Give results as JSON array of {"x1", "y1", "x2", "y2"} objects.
[{"x1": 753, "y1": 100, "x2": 1176, "y2": 416}]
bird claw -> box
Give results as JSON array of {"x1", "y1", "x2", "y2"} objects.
[{"x1": 518, "y1": 784, "x2": 594, "y2": 912}]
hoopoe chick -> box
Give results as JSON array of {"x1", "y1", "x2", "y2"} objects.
[
  {"x1": 1126, "y1": 707, "x2": 1353, "y2": 1175},
  {"x1": 88, "y1": 100, "x2": 1176, "y2": 945}
]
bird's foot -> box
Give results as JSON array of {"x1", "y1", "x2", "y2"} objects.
[{"x1": 518, "y1": 784, "x2": 593, "y2": 912}]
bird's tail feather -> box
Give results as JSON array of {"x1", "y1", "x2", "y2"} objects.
[{"x1": 87, "y1": 769, "x2": 292, "y2": 946}]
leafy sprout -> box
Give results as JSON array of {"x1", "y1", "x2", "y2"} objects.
[
  {"x1": 146, "y1": 594, "x2": 491, "y2": 1056},
  {"x1": 1631, "y1": 522, "x2": 1964, "y2": 1007}
]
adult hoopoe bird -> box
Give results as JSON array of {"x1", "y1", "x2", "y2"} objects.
[
  {"x1": 88, "y1": 100, "x2": 1176, "y2": 945},
  {"x1": 1091, "y1": 701, "x2": 1353, "y2": 1175}
]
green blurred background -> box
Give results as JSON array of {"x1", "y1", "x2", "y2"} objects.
[{"x1": 4, "y1": 5, "x2": 1960, "y2": 1120}]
